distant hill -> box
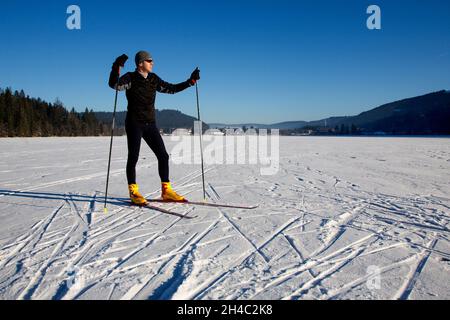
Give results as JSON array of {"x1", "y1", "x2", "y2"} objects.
[
  {"x1": 334, "y1": 90, "x2": 450, "y2": 134},
  {"x1": 304, "y1": 116, "x2": 350, "y2": 128},
  {"x1": 210, "y1": 119, "x2": 344, "y2": 130},
  {"x1": 211, "y1": 90, "x2": 450, "y2": 134},
  {"x1": 209, "y1": 123, "x2": 274, "y2": 129},
  {"x1": 95, "y1": 109, "x2": 209, "y2": 133},
  {"x1": 2, "y1": 87, "x2": 448, "y2": 137}
]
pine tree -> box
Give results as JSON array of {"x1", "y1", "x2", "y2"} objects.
[
  {"x1": 0, "y1": 90, "x2": 5, "y2": 136},
  {"x1": 0, "y1": 87, "x2": 109, "y2": 137},
  {"x1": 5, "y1": 88, "x2": 16, "y2": 136}
]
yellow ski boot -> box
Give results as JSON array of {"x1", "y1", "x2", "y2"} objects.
[
  {"x1": 161, "y1": 182, "x2": 186, "y2": 202},
  {"x1": 128, "y1": 184, "x2": 148, "y2": 206}
]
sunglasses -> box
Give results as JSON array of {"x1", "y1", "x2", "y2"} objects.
[{"x1": 145, "y1": 59, "x2": 153, "y2": 63}]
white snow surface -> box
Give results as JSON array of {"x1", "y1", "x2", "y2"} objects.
[{"x1": 0, "y1": 136, "x2": 449, "y2": 300}]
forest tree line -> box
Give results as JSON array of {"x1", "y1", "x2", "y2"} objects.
[{"x1": 0, "y1": 88, "x2": 111, "y2": 137}]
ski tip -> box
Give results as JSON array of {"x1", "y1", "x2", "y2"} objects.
[{"x1": 104, "y1": 207, "x2": 108, "y2": 214}]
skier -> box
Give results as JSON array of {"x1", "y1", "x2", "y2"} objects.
[{"x1": 108, "y1": 51, "x2": 200, "y2": 206}]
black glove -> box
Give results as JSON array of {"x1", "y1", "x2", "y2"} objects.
[
  {"x1": 113, "y1": 54, "x2": 128, "y2": 67},
  {"x1": 189, "y1": 67, "x2": 200, "y2": 84}
]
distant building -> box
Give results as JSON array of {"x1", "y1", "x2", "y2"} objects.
[
  {"x1": 206, "y1": 129, "x2": 225, "y2": 136},
  {"x1": 316, "y1": 127, "x2": 333, "y2": 134},
  {"x1": 172, "y1": 128, "x2": 192, "y2": 136},
  {"x1": 299, "y1": 130, "x2": 313, "y2": 136}
]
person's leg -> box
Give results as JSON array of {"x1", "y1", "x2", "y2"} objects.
[
  {"x1": 142, "y1": 123, "x2": 169, "y2": 182},
  {"x1": 125, "y1": 118, "x2": 143, "y2": 185},
  {"x1": 142, "y1": 123, "x2": 185, "y2": 201}
]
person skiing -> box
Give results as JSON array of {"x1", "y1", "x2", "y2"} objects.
[{"x1": 108, "y1": 51, "x2": 200, "y2": 206}]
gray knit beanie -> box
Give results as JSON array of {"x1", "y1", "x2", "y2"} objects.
[{"x1": 135, "y1": 50, "x2": 153, "y2": 66}]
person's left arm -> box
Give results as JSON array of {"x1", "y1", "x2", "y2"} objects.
[{"x1": 156, "y1": 68, "x2": 200, "y2": 94}]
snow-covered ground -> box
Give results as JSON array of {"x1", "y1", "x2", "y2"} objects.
[{"x1": 0, "y1": 136, "x2": 449, "y2": 300}]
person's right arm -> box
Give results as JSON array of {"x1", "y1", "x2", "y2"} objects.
[{"x1": 108, "y1": 54, "x2": 132, "y2": 91}]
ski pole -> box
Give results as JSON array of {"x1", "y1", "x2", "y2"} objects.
[
  {"x1": 104, "y1": 61, "x2": 125, "y2": 213},
  {"x1": 195, "y1": 80, "x2": 207, "y2": 201}
]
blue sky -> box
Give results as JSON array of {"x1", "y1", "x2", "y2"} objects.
[{"x1": 1, "y1": 0, "x2": 449, "y2": 124}]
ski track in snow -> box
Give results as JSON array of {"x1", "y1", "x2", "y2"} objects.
[{"x1": 0, "y1": 136, "x2": 449, "y2": 299}]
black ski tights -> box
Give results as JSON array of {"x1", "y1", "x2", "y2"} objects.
[{"x1": 125, "y1": 117, "x2": 169, "y2": 184}]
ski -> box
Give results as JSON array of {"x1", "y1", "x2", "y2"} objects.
[
  {"x1": 147, "y1": 199, "x2": 258, "y2": 210},
  {"x1": 141, "y1": 203, "x2": 197, "y2": 219},
  {"x1": 116, "y1": 199, "x2": 196, "y2": 219}
]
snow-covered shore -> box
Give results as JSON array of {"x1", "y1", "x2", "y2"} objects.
[{"x1": 0, "y1": 136, "x2": 449, "y2": 299}]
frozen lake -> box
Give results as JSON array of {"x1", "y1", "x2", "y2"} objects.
[{"x1": 0, "y1": 136, "x2": 449, "y2": 299}]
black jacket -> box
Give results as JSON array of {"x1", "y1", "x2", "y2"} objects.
[{"x1": 108, "y1": 65, "x2": 192, "y2": 123}]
